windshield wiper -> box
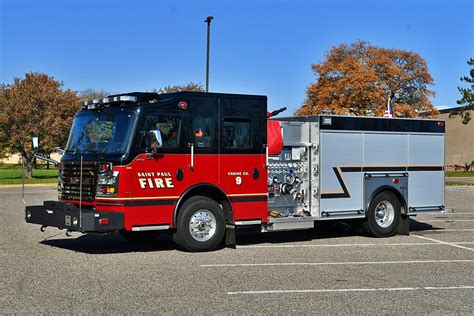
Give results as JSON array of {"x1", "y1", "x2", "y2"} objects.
[{"x1": 64, "y1": 148, "x2": 105, "y2": 159}]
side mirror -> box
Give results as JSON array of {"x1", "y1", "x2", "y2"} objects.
[
  {"x1": 32, "y1": 136, "x2": 39, "y2": 151},
  {"x1": 55, "y1": 147, "x2": 65, "y2": 155},
  {"x1": 148, "y1": 130, "x2": 163, "y2": 151}
]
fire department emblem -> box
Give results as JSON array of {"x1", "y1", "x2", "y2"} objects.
[{"x1": 178, "y1": 101, "x2": 187, "y2": 110}]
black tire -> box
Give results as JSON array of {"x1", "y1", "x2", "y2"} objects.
[
  {"x1": 119, "y1": 230, "x2": 160, "y2": 243},
  {"x1": 173, "y1": 196, "x2": 225, "y2": 252},
  {"x1": 362, "y1": 191, "x2": 401, "y2": 237}
]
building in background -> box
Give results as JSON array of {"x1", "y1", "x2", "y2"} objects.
[{"x1": 438, "y1": 106, "x2": 474, "y2": 171}]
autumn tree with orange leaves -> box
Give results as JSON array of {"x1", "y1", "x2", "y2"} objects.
[
  {"x1": 297, "y1": 41, "x2": 438, "y2": 117},
  {"x1": 0, "y1": 73, "x2": 81, "y2": 177}
]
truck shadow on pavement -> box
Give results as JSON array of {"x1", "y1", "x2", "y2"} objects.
[
  {"x1": 39, "y1": 219, "x2": 443, "y2": 254},
  {"x1": 409, "y1": 218, "x2": 443, "y2": 232},
  {"x1": 40, "y1": 233, "x2": 178, "y2": 254}
]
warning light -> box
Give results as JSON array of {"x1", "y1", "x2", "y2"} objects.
[
  {"x1": 100, "y1": 186, "x2": 115, "y2": 194},
  {"x1": 438, "y1": 122, "x2": 444, "y2": 127},
  {"x1": 100, "y1": 163, "x2": 111, "y2": 173},
  {"x1": 99, "y1": 218, "x2": 109, "y2": 226},
  {"x1": 392, "y1": 178, "x2": 400, "y2": 184}
]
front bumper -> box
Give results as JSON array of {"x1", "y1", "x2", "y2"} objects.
[{"x1": 25, "y1": 201, "x2": 124, "y2": 232}]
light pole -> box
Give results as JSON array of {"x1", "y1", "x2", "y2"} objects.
[{"x1": 204, "y1": 16, "x2": 213, "y2": 93}]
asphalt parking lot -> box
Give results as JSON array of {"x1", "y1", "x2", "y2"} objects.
[{"x1": 0, "y1": 185, "x2": 473, "y2": 314}]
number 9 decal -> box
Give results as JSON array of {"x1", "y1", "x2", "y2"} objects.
[{"x1": 236, "y1": 176, "x2": 242, "y2": 185}]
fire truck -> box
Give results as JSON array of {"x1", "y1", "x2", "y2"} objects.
[{"x1": 25, "y1": 92, "x2": 448, "y2": 251}]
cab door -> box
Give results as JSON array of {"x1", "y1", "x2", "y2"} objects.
[
  {"x1": 130, "y1": 110, "x2": 189, "y2": 227},
  {"x1": 217, "y1": 97, "x2": 268, "y2": 222}
]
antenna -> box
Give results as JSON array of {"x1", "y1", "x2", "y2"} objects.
[{"x1": 384, "y1": 93, "x2": 394, "y2": 118}]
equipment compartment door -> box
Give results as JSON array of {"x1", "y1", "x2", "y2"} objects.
[{"x1": 320, "y1": 131, "x2": 363, "y2": 213}]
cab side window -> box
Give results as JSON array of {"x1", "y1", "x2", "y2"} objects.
[
  {"x1": 139, "y1": 114, "x2": 181, "y2": 150},
  {"x1": 222, "y1": 119, "x2": 251, "y2": 149},
  {"x1": 193, "y1": 116, "x2": 214, "y2": 148}
]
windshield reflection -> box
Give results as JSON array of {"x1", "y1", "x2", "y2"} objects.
[{"x1": 66, "y1": 111, "x2": 136, "y2": 155}]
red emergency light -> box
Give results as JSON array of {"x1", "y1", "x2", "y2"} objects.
[{"x1": 99, "y1": 218, "x2": 109, "y2": 226}]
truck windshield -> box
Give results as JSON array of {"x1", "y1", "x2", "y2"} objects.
[{"x1": 66, "y1": 110, "x2": 136, "y2": 155}]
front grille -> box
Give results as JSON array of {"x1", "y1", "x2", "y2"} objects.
[{"x1": 60, "y1": 161, "x2": 98, "y2": 202}]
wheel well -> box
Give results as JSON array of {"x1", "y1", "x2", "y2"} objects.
[
  {"x1": 173, "y1": 184, "x2": 232, "y2": 227},
  {"x1": 367, "y1": 186, "x2": 407, "y2": 215}
]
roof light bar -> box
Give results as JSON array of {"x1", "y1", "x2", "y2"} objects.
[
  {"x1": 81, "y1": 93, "x2": 143, "y2": 110},
  {"x1": 111, "y1": 95, "x2": 137, "y2": 103}
]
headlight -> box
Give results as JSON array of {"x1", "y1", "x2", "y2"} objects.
[{"x1": 96, "y1": 170, "x2": 119, "y2": 196}]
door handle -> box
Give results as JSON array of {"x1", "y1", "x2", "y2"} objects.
[{"x1": 188, "y1": 143, "x2": 194, "y2": 170}]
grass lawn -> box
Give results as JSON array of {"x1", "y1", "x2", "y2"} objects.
[
  {"x1": 446, "y1": 181, "x2": 474, "y2": 186},
  {"x1": 0, "y1": 164, "x2": 58, "y2": 184},
  {"x1": 445, "y1": 171, "x2": 474, "y2": 177}
]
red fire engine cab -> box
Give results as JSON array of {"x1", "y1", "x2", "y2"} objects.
[
  {"x1": 25, "y1": 91, "x2": 448, "y2": 251},
  {"x1": 26, "y1": 92, "x2": 269, "y2": 251}
]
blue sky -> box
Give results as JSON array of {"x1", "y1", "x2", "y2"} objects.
[{"x1": 1, "y1": 0, "x2": 473, "y2": 113}]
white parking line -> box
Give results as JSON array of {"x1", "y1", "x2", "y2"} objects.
[
  {"x1": 418, "y1": 212, "x2": 473, "y2": 215},
  {"x1": 420, "y1": 229, "x2": 474, "y2": 232},
  {"x1": 418, "y1": 220, "x2": 474, "y2": 222},
  {"x1": 412, "y1": 234, "x2": 474, "y2": 252},
  {"x1": 201, "y1": 259, "x2": 474, "y2": 268},
  {"x1": 227, "y1": 285, "x2": 474, "y2": 295},
  {"x1": 236, "y1": 242, "x2": 474, "y2": 249}
]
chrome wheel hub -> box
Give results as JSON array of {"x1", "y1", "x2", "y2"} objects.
[
  {"x1": 375, "y1": 200, "x2": 395, "y2": 228},
  {"x1": 189, "y1": 210, "x2": 216, "y2": 242}
]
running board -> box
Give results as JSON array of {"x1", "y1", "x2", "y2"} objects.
[
  {"x1": 263, "y1": 217, "x2": 316, "y2": 232},
  {"x1": 235, "y1": 219, "x2": 262, "y2": 226},
  {"x1": 132, "y1": 225, "x2": 170, "y2": 231},
  {"x1": 320, "y1": 210, "x2": 365, "y2": 220},
  {"x1": 408, "y1": 206, "x2": 453, "y2": 216}
]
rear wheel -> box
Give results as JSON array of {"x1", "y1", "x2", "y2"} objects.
[
  {"x1": 119, "y1": 230, "x2": 160, "y2": 243},
  {"x1": 173, "y1": 196, "x2": 225, "y2": 252},
  {"x1": 363, "y1": 191, "x2": 401, "y2": 237}
]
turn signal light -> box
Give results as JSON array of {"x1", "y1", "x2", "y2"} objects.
[
  {"x1": 99, "y1": 218, "x2": 109, "y2": 226},
  {"x1": 100, "y1": 186, "x2": 115, "y2": 194}
]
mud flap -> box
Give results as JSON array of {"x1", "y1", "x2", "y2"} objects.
[
  {"x1": 397, "y1": 214, "x2": 410, "y2": 235},
  {"x1": 225, "y1": 224, "x2": 236, "y2": 248}
]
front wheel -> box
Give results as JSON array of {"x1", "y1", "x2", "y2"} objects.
[
  {"x1": 173, "y1": 196, "x2": 225, "y2": 252},
  {"x1": 363, "y1": 191, "x2": 401, "y2": 237}
]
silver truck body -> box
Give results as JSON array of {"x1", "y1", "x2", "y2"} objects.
[{"x1": 263, "y1": 115, "x2": 446, "y2": 232}]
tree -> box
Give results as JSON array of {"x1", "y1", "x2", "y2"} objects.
[
  {"x1": 0, "y1": 73, "x2": 81, "y2": 177},
  {"x1": 449, "y1": 58, "x2": 474, "y2": 124},
  {"x1": 297, "y1": 41, "x2": 438, "y2": 117},
  {"x1": 79, "y1": 89, "x2": 110, "y2": 101},
  {"x1": 153, "y1": 82, "x2": 204, "y2": 94}
]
